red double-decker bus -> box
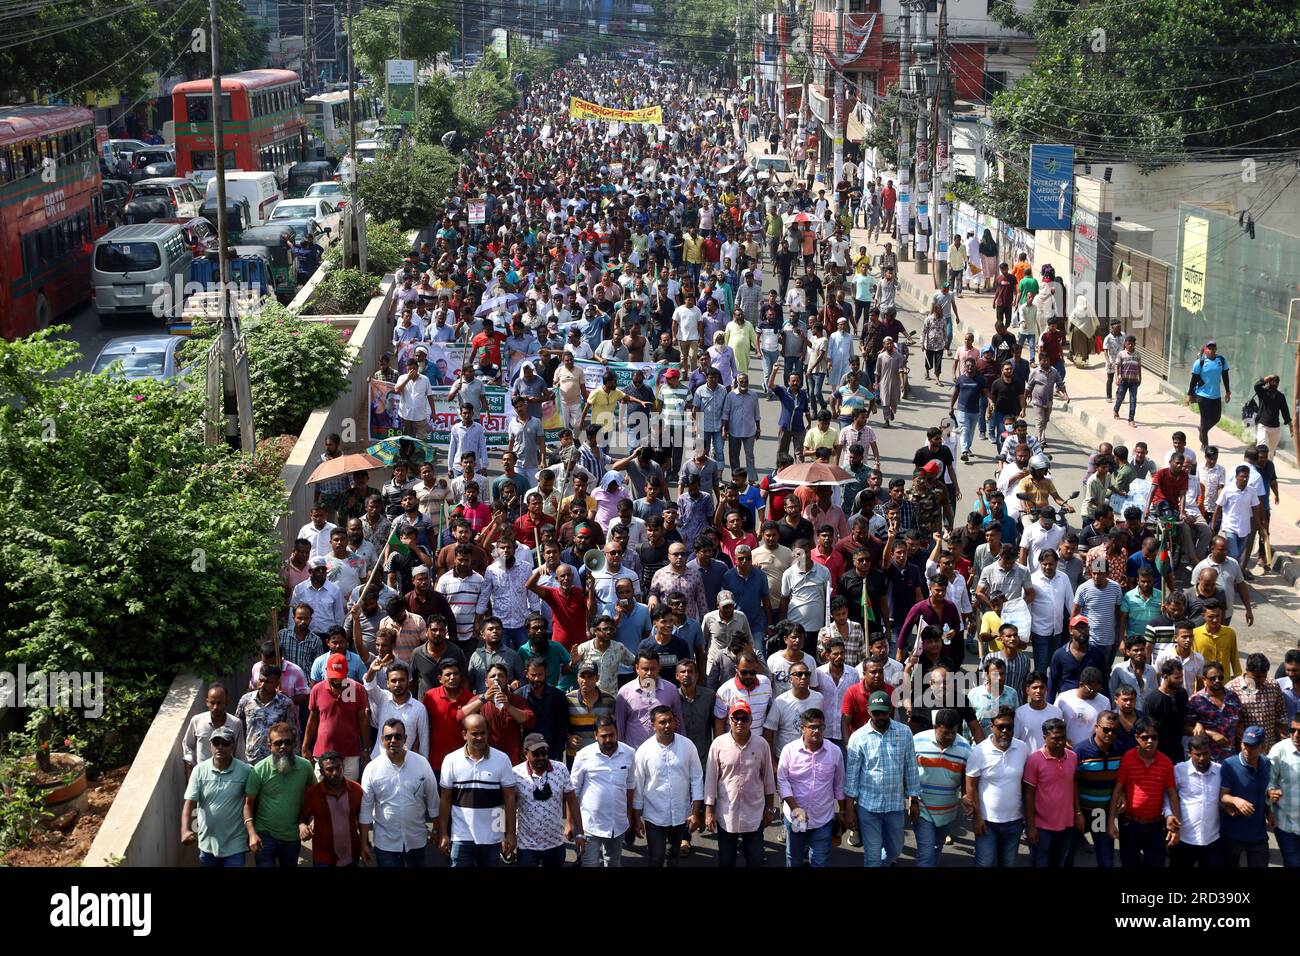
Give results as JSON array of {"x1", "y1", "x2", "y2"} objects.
[
  {"x1": 0, "y1": 105, "x2": 106, "y2": 338},
  {"x1": 172, "y1": 69, "x2": 306, "y2": 187}
]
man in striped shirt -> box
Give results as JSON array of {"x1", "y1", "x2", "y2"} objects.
[
  {"x1": 435, "y1": 545, "x2": 490, "y2": 656},
  {"x1": 913, "y1": 708, "x2": 972, "y2": 867},
  {"x1": 1074, "y1": 709, "x2": 1123, "y2": 868},
  {"x1": 437, "y1": 713, "x2": 517, "y2": 867},
  {"x1": 565, "y1": 664, "x2": 616, "y2": 760}
]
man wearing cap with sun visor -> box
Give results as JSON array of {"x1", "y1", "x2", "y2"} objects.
[
  {"x1": 1049, "y1": 615, "x2": 1109, "y2": 702},
  {"x1": 182, "y1": 723, "x2": 252, "y2": 867},
  {"x1": 845, "y1": 689, "x2": 920, "y2": 868}
]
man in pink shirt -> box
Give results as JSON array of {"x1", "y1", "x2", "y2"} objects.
[
  {"x1": 1022, "y1": 716, "x2": 1079, "y2": 867},
  {"x1": 776, "y1": 708, "x2": 848, "y2": 867}
]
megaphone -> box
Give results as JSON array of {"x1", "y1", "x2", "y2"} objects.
[{"x1": 583, "y1": 550, "x2": 607, "y2": 575}]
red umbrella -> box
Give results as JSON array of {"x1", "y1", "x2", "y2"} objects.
[
  {"x1": 775, "y1": 462, "x2": 854, "y2": 486},
  {"x1": 307, "y1": 452, "x2": 385, "y2": 484}
]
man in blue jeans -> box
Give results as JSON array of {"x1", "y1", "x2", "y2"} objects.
[
  {"x1": 845, "y1": 690, "x2": 920, "y2": 867},
  {"x1": 776, "y1": 708, "x2": 847, "y2": 866},
  {"x1": 182, "y1": 725, "x2": 251, "y2": 867},
  {"x1": 244, "y1": 723, "x2": 314, "y2": 868},
  {"x1": 1268, "y1": 715, "x2": 1300, "y2": 866},
  {"x1": 911, "y1": 708, "x2": 972, "y2": 867},
  {"x1": 966, "y1": 705, "x2": 1029, "y2": 866}
]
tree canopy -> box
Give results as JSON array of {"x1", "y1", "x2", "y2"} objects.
[{"x1": 0, "y1": 0, "x2": 266, "y2": 102}]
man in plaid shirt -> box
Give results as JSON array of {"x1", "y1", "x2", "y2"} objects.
[{"x1": 844, "y1": 690, "x2": 920, "y2": 868}]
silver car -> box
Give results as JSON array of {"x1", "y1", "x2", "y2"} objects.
[{"x1": 90, "y1": 334, "x2": 185, "y2": 382}]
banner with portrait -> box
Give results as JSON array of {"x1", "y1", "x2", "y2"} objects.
[{"x1": 369, "y1": 378, "x2": 402, "y2": 440}]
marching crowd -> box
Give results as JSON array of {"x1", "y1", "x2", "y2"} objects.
[{"x1": 178, "y1": 57, "x2": 1300, "y2": 871}]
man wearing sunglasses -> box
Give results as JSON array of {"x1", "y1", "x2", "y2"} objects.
[
  {"x1": 704, "y1": 700, "x2": 775, "y2": 868},
  {"x1": 1107, "y1": 716, "x2": 1181, "y2": 867},
  {"x1": 359, "y1": 718, "x2": 440, "y2": 868},
  {"x1": 182, "y1": 725, "x2": 252, "y2": 868},
  {"x1": 1073, "y1": 710, "x2": 1123, "y2": 867},
  {"x1": 513, "y1": 734, "x2": 581, "y2": 868}
]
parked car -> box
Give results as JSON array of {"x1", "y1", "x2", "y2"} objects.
[
  {"x1": 126, "y1": 147, "x2": 176, "y2": 183},
  {"x1": 155, "y1": 217, "x2": 220, "y2": 258},
  {"x1": 304, "y1": 180, "x2": 350, "y2": 208},
  {"x1": 101, "y1": 179, "x2": 131, "y2": 227},
  {"x1": 129, "y1": 177, "x2": 205, "y2": 218},
  {"x1": 267, "y1": 198, "x2": 341, "y2": 245},
  {"x1": 90, "y1": 334, "x2": 185, "y2": 382}
]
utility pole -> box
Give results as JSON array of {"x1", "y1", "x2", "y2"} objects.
[
  {"x1": 897, "y1": 2, "x2": 911, "y2": 262},
  {"x1": 733, "y1": 0, "x2": 743, "y2": 86},
  {"x1": 832, "y1": 0, "x2": 846, "y2": 199},
  {"x1": 935, "y1": 0, "x2": 950, "y2": 288},
  {"x1": 912, "y1": 1, "x2": 930, "y2": 275},
  {"x1": 209, "y1": 0, "x2": 236, "y2": 450},
  {"x1": 208, "y1": 0, "x2": 252, "y2": 451},
  {"x1": 305, "y1": 0, "x2": 314, "y2": 91}
]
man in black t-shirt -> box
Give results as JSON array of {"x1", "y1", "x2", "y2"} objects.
[
  {"x1": 987, "y1": 361, "x2": 1026, "y2": 446},
  {"x1": 1143, "y1": 658, "x2": 1190, "y2": 765},
  {"x1": 776, "y1": 493, "x2": 815, "y2": 549}
]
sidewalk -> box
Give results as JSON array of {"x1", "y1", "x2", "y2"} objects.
[{"x1": 848, "y1": 213, "x2": 1300, "y2": 552}]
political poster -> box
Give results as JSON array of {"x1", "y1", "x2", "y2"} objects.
[
  {"x1": 574, "y1": 357, "x2": 670, "y2": 393},
  {"x1": 468, "y1": 200, "x2": 487, "y2": 225},
  {"x1": 369, "y1": 378, "x2": 402, "y2": 440},
  {"x1": 429, "y1": 385, "x2": 516, "y2": 450}
]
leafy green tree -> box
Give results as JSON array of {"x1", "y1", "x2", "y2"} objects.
[
  {"x1": 306, "y1": 268, "x2": 382, "y2": 315},
  {"x1": 348, "y1": 0, "x2": 455, "y2": 82},
  {"x1": 326, "y1": 218, "x2": 412, "y2": 276},
  {"x1": 182, "y1": 303, "x2": 352, "y2": 438},
  {"x1": 355, "y1": 143, "x2": 459, "y2": 231},
  {"x1": 0, "y1": 0, "x2": 265, "y2": 103},
  {"x1": 0, "y1": 329, "x2": 286, "y2": 768}
]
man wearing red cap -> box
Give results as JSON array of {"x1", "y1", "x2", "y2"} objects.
[
  {"x1": 658, "y1": 367, "x2": 690, "y2": 483},
  {"x1": 909, "y1": 461, "x2": 952, "y2": 537},
  {"x1": 703, "y1": 700, "x2": 776, "y2": 868},
  {"x1": 302, "y1": 653, "x2": 371, "y2": 781}
]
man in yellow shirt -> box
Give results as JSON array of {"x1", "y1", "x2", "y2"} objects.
[
  {"x1": 682, "y1": 226, "x2": 705, "y2": 284},
  {"x1": 802, "y1": 410, "x2": 841, "y2": 461},
  {"x1": 1192, "y1": 601, "x2": 1240, "y2": 680}
]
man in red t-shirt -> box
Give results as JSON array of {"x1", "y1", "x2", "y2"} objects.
[
  {"x1": 1145, "y1": 454, "x2": 1189, "y2": 519},
  {"x1": 423, "y1": 658, "x2": 478, "y2": 772},
  {"x1": 840, "y1": 659, "x2": 895, "y2": 741},
  {"x1": 470, "y1": 319, "x2": 506, "y2": 368},
  {"x1": 302, "y1": 654, "x2": 371, "y2": 780},
  {"x1": 480, "y1": 662, "x2": 535, "y2": 764},
  {"x1": 526, "y1": 565, "x2": 587, "y2": 650},
  {"x1": 992, "y1": 263, "x2": 1016, "y2": 325},
  {"x1": 1107, "y1": 718, "x2": 1180, "y2": 867}
]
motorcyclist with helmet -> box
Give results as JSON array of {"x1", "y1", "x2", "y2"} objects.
[{"x1": 1016, "y1": 453, "x2": 1074, "y2": 530}]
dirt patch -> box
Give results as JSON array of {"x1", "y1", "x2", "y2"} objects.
[{"x1": 1, "y1": 766, "x2": 130, "y2": 867}]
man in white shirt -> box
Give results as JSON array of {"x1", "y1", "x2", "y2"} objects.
[
  {"x1": 779, "y1": 544, "x2": 832, "y2": 634},
  {"x1": 395, "y1": 358, "x2": 433, "y2": 438},
  {"x1": 363, "y1": 659, "x2": 429, "y2": 760},
  {"x1": 360, "y1": 716, "x2": 440, "y2": 867},
  {"x1": 1170, "y1": 735, "x2": 1224, "y2": 867},
  {"x1": 571, "y1": 716, "x2": 636, "y2": 867},
  {"x1": 297, "y1": 505, "x2": 338, "y2": 559},
  {"x1": 1155, "y1": 624, "x2": 1206, "y2": 691},
  {"x1": 446, "y1": 404, "x2": 489, "y2": 479},
  {"x1": 1057, "y1": 667, "x2": 1110, "y2": 748},
  {"x1": 1213, "y1": 465, "x2": 1262, "y2": 564},
  {"x1": 673, "y1": 298, "x2": 703, "y2": 370},
  {"x1": 1008, "y1": 666, "x2": 1056, "y2": 743},
  {"x1": 631, "y1": 705, "x2": 704, "y2": 867},
  {"x1": 764, "y1": 664, "x2": 824, "y2": 759},
  {"x1": 1028, "y1": 549, "x2": 1075, "y2": 672},
  {"x1": 1019, "y1": 507, "x2": 1066, "y2": 570},
  {"x1": 965, "y1": 706, "x2": 1030, "y2": 866}
]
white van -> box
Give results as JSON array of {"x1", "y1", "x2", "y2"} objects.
[
  {"x1": 204, "y1": 171, "x2": 282, "y2": 226},
  {"x1": 92, "y1": 223, "x2": 194, "y2": 317},
  {"x1": 129, "y1": 177, "x2": 204, "y2": 218}
]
